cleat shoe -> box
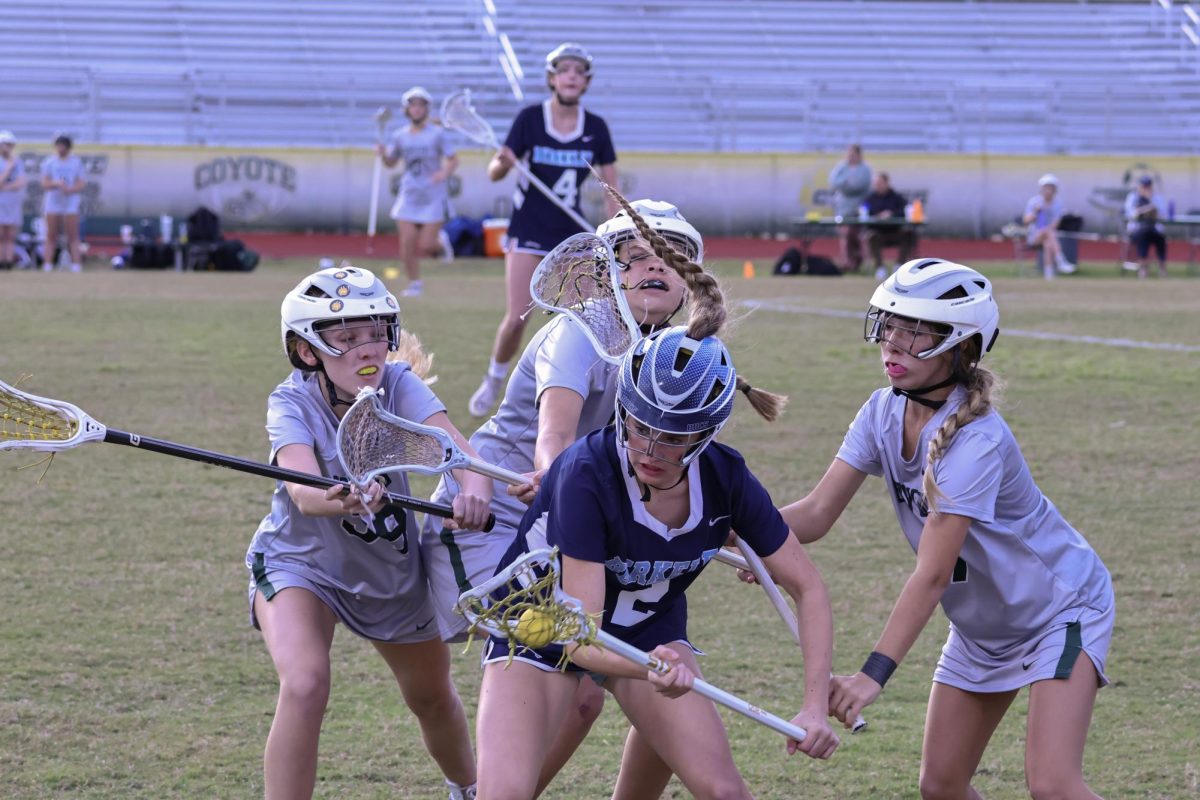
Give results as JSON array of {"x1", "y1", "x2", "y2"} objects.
[{"x1": 468, "y1": 372, "x2": 504, "y2": 417}]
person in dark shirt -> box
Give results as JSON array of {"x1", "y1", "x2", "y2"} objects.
[{"x1": 864, "y1": 172, "x2": 918, "y2": 280}]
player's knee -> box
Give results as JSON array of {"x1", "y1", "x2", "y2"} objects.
[
  {"x1": 278, "y1": 669, "x2": 330, "y2": 713},
  {"x1": 1026, "y1": 767, "x2": 1084, "y2": 800},
  {"x1": 406, "y1": 678, "x2": 462, "y2": 721},
  {"x1": 687, "y1": 775, "x2": 751, "y2": 800},
  {"x1": 918, "y1": 769, "x2": 968, "y2": 800}
]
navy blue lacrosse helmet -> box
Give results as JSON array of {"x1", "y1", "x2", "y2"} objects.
[{"x1": 615, "y1": 326, "x2": 737, "y2": 465}]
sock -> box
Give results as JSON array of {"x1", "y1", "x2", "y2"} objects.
[{"x1": 488, "y1": 359, "x2": 509, "y2": 380}]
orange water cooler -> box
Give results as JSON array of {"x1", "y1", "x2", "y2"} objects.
[{"x1": 483, "y1": 218, "x2": 509, "y2": 258}]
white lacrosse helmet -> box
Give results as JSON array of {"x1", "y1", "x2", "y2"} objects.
[
  {"x1": 1037, "y1": 173, "x2": 1059, "y2": 188},
  {"x1": 281, "y1": 265, "x2": 400, "y2": 362},
  {"x1": 402, "y1": 86, "x2": 433, "y2": 105},
  {"x1": 597, "y1": 200, "x2": 704, "y2": 263},
  {"x1": 0, "y1": 130, "x2": 15, "y2": 145},
  {"x1": 545, "y1": 43, "x2": 593, "y2": 76},
  {"x1": 865, "y1": 258, "x2": 999, "y2": 360}
]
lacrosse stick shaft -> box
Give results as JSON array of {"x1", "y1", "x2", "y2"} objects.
[
  {"x1": 591, "y1": 628, "x2": 808, "y2": 742},
  {"x1": 465, "y1": 457, "x2": 529, "y2": 486},
  {"x1": 509, "y1": 160, "x2": 593, "y2": 233},
  {"x1": 100, "y1": 427, "x2": 493, "y2": 529},
  {"x1": 367, "y1": 159, "x2": 383, "y2": 238}
]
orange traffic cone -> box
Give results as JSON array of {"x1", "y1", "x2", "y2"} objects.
[{"x1": 743, "y1": 260, "x2": 756, "y2": 279}]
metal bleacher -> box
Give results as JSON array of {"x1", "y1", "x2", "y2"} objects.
[{"x1": 1, "y1": 0, "x2": 1197, "y2": 154}]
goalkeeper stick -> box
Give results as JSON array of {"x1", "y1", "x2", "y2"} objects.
[
  {"x1": 0, "y1": 378, "x2": 492, "y2": 529},
  {"x1": 441, "y1": 89, "x2": 593, "y2": 233},
  {"x1": 528, "y1": 232, "x2": 640, "y2": 364},
  {"x1": 367, "y1": 106, "x2": 392, "y2": 242},
  {"x1": 338, "y1": 387, "x2": 526, "y2": 488},
  {"x1": 459, "y1": 547, "x2": 810, "y2": 743}
]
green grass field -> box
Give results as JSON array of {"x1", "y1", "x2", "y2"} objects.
[{"x1": 1, "y1": 258, "x2": 1197, "y2": 799}]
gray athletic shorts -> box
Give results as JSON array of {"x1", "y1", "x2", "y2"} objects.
[
  {"x1": 389, "y1": 188, "x2": 450, "y2": 224},
  {"x1": 419, "y1": 516, "x2": 519, "y2": 642},
  {"x1": 0, "y1": 193, "x2": 22, "y2": 225},
  {"x1": 43, "y1": 192, "x2": 81, "y2": 216},
  {"x1": 934, "y1": 603, "x2": 1113, "y2": 693},
  {"x1": 247, "y1": 557, "x2": 439, "y2": 644}
]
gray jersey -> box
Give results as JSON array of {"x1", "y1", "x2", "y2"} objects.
[
  {"x1": 433, "y1": 314, "x2": 617, "y2": 531},
  {"x1": 0, "y1": 156, "x2": 26, "y2": 224},
  {"x1": 41, "y1": 154, "x2": 84, "y2": 214},
  {"x1": 388, "y1": 124, "x2": 455, "y2": 208},
  {"x1": 837, "y1": 386, "x2": 1112, "y2": 655},
  {"x1": 246, "y1": 362, "x2": 444, "y2": 600}
]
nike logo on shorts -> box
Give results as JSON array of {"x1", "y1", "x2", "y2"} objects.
[
  {"x1": 1021, "y1": 659, "x2": 1035, "y2": 671},
  {"x1": 416, "y1": 617, "x2": 435, "y2": 631},
  {"x1": 709, "y1": 515, "x2": 731, "y2": 526}
]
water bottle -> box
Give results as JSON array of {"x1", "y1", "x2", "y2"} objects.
[{"x1": 858, "y1": 202, "x2": 869, "y2": 222}]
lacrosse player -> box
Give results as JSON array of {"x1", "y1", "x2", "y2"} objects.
[
  {"x1": 247, "y1": 265, "x2": 490, "y2": 800},
  {"x1": 421, "y1": 200, "x2": 698, "y2": 794},
  {"x1": 468, "y1": 42, "x2": 619, "y2": 417},
  {"x1": 40, "y1": 134, "x2": 86, "y2": 272},
  {"x1": 0, "y1": 130, "x2": 27, "y2": 270},
  {"x1": 375, "y1": 86, "x2": 458, "y2": 297},
  {"x1": 473, "y1": 326, "x2": 840, "y2": 800},
  {"x1": 779, "y1": 259, "x2": 1114, "y2": 799}
]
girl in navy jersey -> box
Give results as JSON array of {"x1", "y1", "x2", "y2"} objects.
[
  {"x1": 426, "y1": 198, "x2": 701, "y2": 795},
  {"x1": 249, "y1": 265, "x2": 491, "y2": 800},
  {"x1": 472, "y1": 210, "x2": 840, "y2": 799},
  {"x1": 468, "y1": 42, "x2": 619, "y2": 417},
  {"x1": 376, "y1": 86, "x2": 458, "y2": 298},
  {"x1": 779, "y1": 259, "x2": 1113, "y2": 799}
]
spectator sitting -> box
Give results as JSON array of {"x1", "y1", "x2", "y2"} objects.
[
  {"x1": 829, "y1": 143, "x2": 872, "y2": 272},
  {"x1": 1022, "y1": 173, "x2": 1076, "y2": 280},
  {"x1": 864, "y1": 172, "x2": 918, "y2": 281},
  {"x1": 1124, "y1": 176, "x2": 1168, "y2": 279}
]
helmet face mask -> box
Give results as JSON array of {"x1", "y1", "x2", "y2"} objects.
[
  {"x1": 281, "y1": 266, "x2": 401, "y2": 368},
  {"x1": 864, "y1": 310, "x2": 952, "y2": 359},
  {"x1": 597, "y1": 199, "x2": 704, "y2": 264},
  {"x1": 616, "y1": 406, "x2": 707, "y2": 468},
  {"x1": 545, "y1": 43, "x2": 594, "y2": 78}
]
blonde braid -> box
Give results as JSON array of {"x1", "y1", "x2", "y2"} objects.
[
  {"x1": 597, "y1": 179, "x2": 725, "y2": 339},
  {"x1": 922, "y1": 362, "x2": 1000, "y2": 512},
  {"x1": 386, "y1": 329, "x2": 438, "y2": 385},
  {"x1": 595, "y1": 175, "x2": 787, "y2": 422}
]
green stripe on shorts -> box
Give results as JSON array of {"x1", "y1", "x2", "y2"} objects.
[
  {"x1": 251, "y1": 552, "x2": 278, "y2": 601},
  {"x1": 439, "y1": 528, "x2": 471, "y2": 593},
  {"x1": 1054, "y1": 620, "x2": 1083, "y2": 680}
]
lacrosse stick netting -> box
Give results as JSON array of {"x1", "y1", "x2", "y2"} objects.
[
  {"x1": 530, "y1": 233, "x2": 640, "y2": 364},
  {"x1": 0, "y1": 379, "x2": 100, "y2": 450},
  {"x1": 459, "y1": 547, "x2": 810, "y2": 742},
  {"x1": 337, "y1": 388, "x2": 526, "y2": 487},
  {"x1": 440, "y1": 89, "x2": 499, "y2": 148}
]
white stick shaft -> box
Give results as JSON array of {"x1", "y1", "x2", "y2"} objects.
[
  {"x1": 367, "y1": 158, "x2": 383, "y2": 237},
  {"x1": 510, "y1": 159, "x2": 593, "y2": 233},
  {"x1": 593, "y1": 629, "x2": 807, "y2": 742},
  {"x1": 733, "y1": 537, "x2": 802, "y2": 646},
  {"x1": 465, "y1": 457, "x2": 529, "y2": 487}
]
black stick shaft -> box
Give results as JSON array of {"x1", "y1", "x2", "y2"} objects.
[{"x1": 102, "y1": 427, "x2": 496, "y2": 531}]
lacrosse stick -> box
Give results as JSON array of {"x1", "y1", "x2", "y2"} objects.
[
  {"x1": 338, "y1": 387, "x2": 526, "y2": 489},
  {"x1": 0, "y1": 378, "x2": 490, "y2": 528},
  {"x1": 528, "y1": 232, "x2": 640, "y2": 364},
  {"x1": 441, "y1": 89, "x2": 593, "y2": 233},
  {"x1": 459, "y1": 547, "x2": 810, "y2": 743},
  {"x1": 713, "y1": 543, "x2": 867, "y2": 733},
  {"x1": 367, "y1": 106, "x2": 392, "y2": 245}
]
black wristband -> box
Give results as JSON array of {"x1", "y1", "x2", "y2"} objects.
[{"x1": 861, "y1": 651, "x2": 898, "y2": 688}]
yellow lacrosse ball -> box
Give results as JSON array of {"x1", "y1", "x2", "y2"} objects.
[
  {"x1": 514, "y1": 608, "x2": 555, "y2": 648},
  {"x1": 383, "y1": 267, "x2": 401, "y2": 280}
]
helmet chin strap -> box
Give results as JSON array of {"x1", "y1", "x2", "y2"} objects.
[{"x1": 892, "y1": 350, "x2": 960, "y2": 410}]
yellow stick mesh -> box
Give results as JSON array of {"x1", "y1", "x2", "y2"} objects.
[
  {"x1": 460, "y1": 561, "x2": 599, "y2": 671},
  {"x1": 0, "y1": 389, "x2": 78, "y2": 443}
]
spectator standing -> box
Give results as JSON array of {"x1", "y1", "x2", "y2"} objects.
[
  {"x1": 1124, "y1": 176, "x2": 1168, "y2": 279},
  {"x1": 864, "y1": 172, "x2": 918, "y2": 281},
  {"x1": 40, "y1": 134, "x2": 86, "y2": 272},
  {"x1": 829, "y1": 143, "x2": 872, "y2": 272},
  {"x1": 0, "y1": 130, "x2": 27, "y2": 270},
  {"x1": 1022, "y1": 174, "x2": 1076, "y2": 280}
]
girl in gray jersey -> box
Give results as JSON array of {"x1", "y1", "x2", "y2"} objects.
[
  {"x1": 376, "y1": 86, "x2": 458, "y2": 298},
  {"x1": 425, "y1": 199, "x2": 703, "y2": 796},
  {"x1": 40, "y1": 134, "x2": 86, "y2": 272},
  {"x1": 248, "y1": 265, "x2": 490, "y2": 800},
  {"x1": 0, "y1": 130, "x2": 27, "y2": 270},
  {"x1": 780, "y1": 258, "x2": 1113, "y2": 799}
]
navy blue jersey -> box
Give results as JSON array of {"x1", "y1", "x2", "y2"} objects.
[
  {"x1": 496, "y1": 427, "x2": 788, "y2": 654},
  {"x1": 503, "y1": 100, "x2": 616, "y2": 251}
]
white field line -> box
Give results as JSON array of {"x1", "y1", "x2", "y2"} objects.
[{"x1": 740, "y1": 300, "x2": 1200, "y2": 354}]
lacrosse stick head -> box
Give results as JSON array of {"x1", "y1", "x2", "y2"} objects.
[
  {"x1": 456, "y1": 547, "x2": 598, "y2": 665},
  {"x1": 373, "y1": 106, "x2": 392, "y2": 137},
  {"x1": 440, "y1": 89, "x2": 498, "y2": 148},
  {"x1": 530, "y1": 233, "x2": 639, "y2": 364},
  {"x1": 336, "y1": 387, "x2": 453, "y2": 489},
  {"x1": 0, "y1": 378, "x2": 106, "y2": 452}
]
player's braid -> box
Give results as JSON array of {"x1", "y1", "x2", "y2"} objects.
[
  {"x1": 387, "y1": 329, "x2": 438, "y2": 385},
  {"x1": 597, "y1": 177, "x2": 787, "y2": 422},
  {"x1": 922, "y1": 347, "x2": 1000, "y2": 511},
  {"x1": 598, "y1": 180, "x2": 726, "y2": 339}
]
